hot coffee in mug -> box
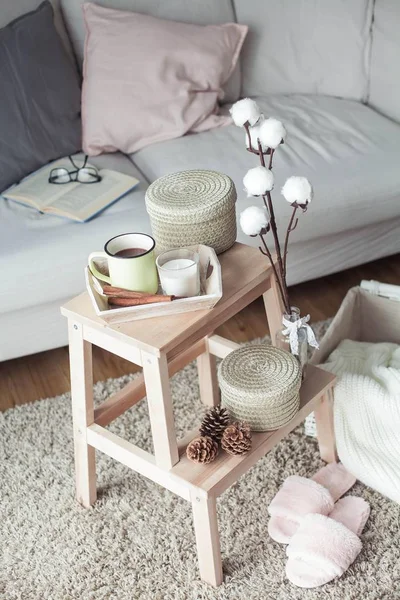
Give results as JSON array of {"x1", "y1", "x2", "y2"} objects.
[{"x1": 88, "y1": 233, "x2": 158, "y2": 293}]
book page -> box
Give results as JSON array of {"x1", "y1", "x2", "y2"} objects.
[
  {"x1": 50, "y1": 169, "x2": 139, "y2": 221},
  {"x1": 2, "y1": 159, "x2": 75, "y2": 209}
]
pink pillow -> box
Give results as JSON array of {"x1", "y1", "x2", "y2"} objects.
[{"x1": 82, "y1": 3, "x2": 247, "y2": 156}]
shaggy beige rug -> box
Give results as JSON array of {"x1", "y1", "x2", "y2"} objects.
[{"x1": 1, "y1": 321, "x2": 399, "y2": 600}]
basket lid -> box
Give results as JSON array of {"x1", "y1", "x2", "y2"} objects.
[
  {"x1": 145, "y1": 170, "x2": 237, "y2": 224},
  {"x1": 219, "y1": 345, "x2": 301, "y2": 401}
]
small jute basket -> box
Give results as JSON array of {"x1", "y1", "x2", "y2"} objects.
[
  {"x1": 145, "y1": 170, "x2": 237, "y2": 255},
  {"x1": 218, "y1": 345, "x2": 302, "y2": 431}
]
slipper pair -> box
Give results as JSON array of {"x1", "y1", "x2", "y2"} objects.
[{"x1": 268, "y1": 463, "x2": 370, "y2": 588}]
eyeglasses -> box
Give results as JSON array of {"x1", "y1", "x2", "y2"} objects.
[{"x1": 48, "y1": 155, "x2": 101, "y2": 184}]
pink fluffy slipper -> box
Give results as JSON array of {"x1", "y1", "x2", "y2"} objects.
[
  {"x1": 268, "y1": 463, "x2": 356, "y2": 544},
  {"x1": 285, "y1": 496, "x2": 370, "y2": 588}
]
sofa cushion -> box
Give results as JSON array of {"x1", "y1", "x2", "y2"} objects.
[
  {"x1": 0, "y1": 1, "x2": 82, "y2": 194},
  {"x1": 0, "y1": 0, "x2": 75, "y2": 62},
  {"x1": 369, "y1": 0, "x2": 400, "y2": 123},
  {"x1": 0, "y1": 152, "x2": 151, "y2": 315},
  {"x1": 132, "y1": 95, "x2": 400, "y2": 245},
  {"x1": 82, "y1": 3, "x2": 246, "y2": 156},
  {"x1": 234, "y1": 0, "x2": 373, "y2": 101},
  {"x1": 60, "y1": 0, "x2": 241, "y2": 103}
]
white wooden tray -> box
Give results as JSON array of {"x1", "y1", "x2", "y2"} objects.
[{"x1": 85, "y1": 244, "x2": 222, "y2": 324}]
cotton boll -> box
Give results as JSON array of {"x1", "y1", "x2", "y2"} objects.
[
  {"x1": 240, "y1": 206, "x2": 269, "y2": 236},
  {"x1": 230, "y1": 98, "x2": 261, "y2": 127},
  {"x1": 245, "y1": 115, "x2": 265, "y2": 149},
  {"x1": 258, "y1": 118, "x2": 286, "y2": 149},
  {"x1": 281, "y1": 176, "x2": 313, "y2": 206},
  {"x1": 243, "y1": 166, "x2": 274, "y2": 197}
]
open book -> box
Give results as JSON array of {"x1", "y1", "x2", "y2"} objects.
[{"x1": 1, "y1": 158, "x2": 139, "y2": 222}]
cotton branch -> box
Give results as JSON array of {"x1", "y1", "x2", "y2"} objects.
[
  {"x1": 236, "y1": 109, "x2": 313, "y2": 319},
  {"x1": 257, "y1": 141, "x2": 290, "y2": 311}
]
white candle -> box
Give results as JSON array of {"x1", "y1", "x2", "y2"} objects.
[{"x1": 159, "y1": 258, "x2": 200, "y2": 297}]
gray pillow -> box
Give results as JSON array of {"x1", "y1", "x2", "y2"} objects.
[{"x1": 0, "y1": 1, "x2": 81, "y2": 193}]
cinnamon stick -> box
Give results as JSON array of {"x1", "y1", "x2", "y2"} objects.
[
  {"x1": 103, "y1": 285, "x2": 153, "y2": 298},
  {"x1": 109, "y1": 295, "x2": 173, "y2": 307}
]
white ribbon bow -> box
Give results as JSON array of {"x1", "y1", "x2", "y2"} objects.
[{"x1": 281, "y1": 314, "x2": 319, "y2": 355}]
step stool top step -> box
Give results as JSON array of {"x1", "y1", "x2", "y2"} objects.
[{"x1": 61, "y1": 243, "x2": 274, "y2": 356}]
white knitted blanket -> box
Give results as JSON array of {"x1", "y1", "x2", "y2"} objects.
[{"x1": 321, "y1": 340, "x2": 400, "y2": 503}]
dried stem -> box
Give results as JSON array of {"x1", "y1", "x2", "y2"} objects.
[
  {"x1": 259, "y1": 234, "x2": 290, "y2": 313},
  {"x1": 244, "y1": 122, "x2": 252, "y2": 151},
  {"x1": 258, "y1": 141, "x2": 290, "y2": 311},
  {"x1": 283, "y1": 205, "x2": 298, "y2": 278},
  {"x1": 268, "y1": 149, "x2": 274, "y2": 170},
  {"x1": 244, "y1": 124, "x2": 272, "y2": 155},
  {"x1": 246, "y1": 146, "x2": 272, "y2": 156},
  {"x1": 261, "y1": 191, "x2": 271, "y2": 219}
]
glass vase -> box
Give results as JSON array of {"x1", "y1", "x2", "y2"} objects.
[{"x1": 275, "y1": 306, "x2": 308, "y2": 377}]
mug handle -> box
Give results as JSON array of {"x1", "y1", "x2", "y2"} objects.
[{"x1": 88, "y1": 251, "x2": 111, "y2": 284}]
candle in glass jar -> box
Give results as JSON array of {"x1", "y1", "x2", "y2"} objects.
[{"x1": 156, "y1": 251, "x2": 200, "y2": 297}]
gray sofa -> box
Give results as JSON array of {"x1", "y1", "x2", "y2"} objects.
[{"x1": 2, "y1": 0, "x2": 400, "y2": 361}]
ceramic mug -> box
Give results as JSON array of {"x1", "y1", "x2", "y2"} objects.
[{"x1": 88, "y1": 233, "x2": 158, "y2": 293}]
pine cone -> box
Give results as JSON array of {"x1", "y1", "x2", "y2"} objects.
[
  {"x1": 186, "y1": 436, "x2": 219, "y2": 464},
  {"x1": 199, "y1": 406, "x2": 230, "y2": 442},
  {"x1": 221, "y1": 422, "x2": 252, "y2": 456}
]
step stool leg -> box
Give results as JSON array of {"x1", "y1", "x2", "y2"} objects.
[
  {"x1": 197, "y1": 339, "x2": 220, "y2": 407},
  {"x1": 314, "y1": 387, "x2": 338, "y2": 463},
  {"x1": 68, "y1": 321, "x2": 97, "y2": 507},
  {"x1": 142, "y1": 351, "x2": 179, "y2": 470},
  {"x1": 263, "y1": 274, "x2": 284, "y2": 345},
  {"x1": 191, "y1": 493, "x2": 223, "y2": 587}
]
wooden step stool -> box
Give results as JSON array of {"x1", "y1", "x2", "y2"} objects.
[{"x1": 61, "y1": 242, "x2": 336, "y2": 587}]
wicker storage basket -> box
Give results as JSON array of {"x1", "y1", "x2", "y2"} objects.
[
  {"x1": 218, "y1": 345, "x2": 302, "y2": 431},
  {"x1": 145, "y1": 170, "x2": 237, "y2": 255}
]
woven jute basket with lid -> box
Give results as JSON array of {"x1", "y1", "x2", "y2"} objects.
[
  {"x1": 145, "y1": 170, "x2": 237, "y2": 254},
  {"x1": 218, "y1": 345, "x2": 302, "y2": 432}
]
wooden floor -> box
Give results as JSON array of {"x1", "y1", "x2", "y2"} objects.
[{"x1": 1, "y1": 253, "x2": 399, "y2": 412}]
